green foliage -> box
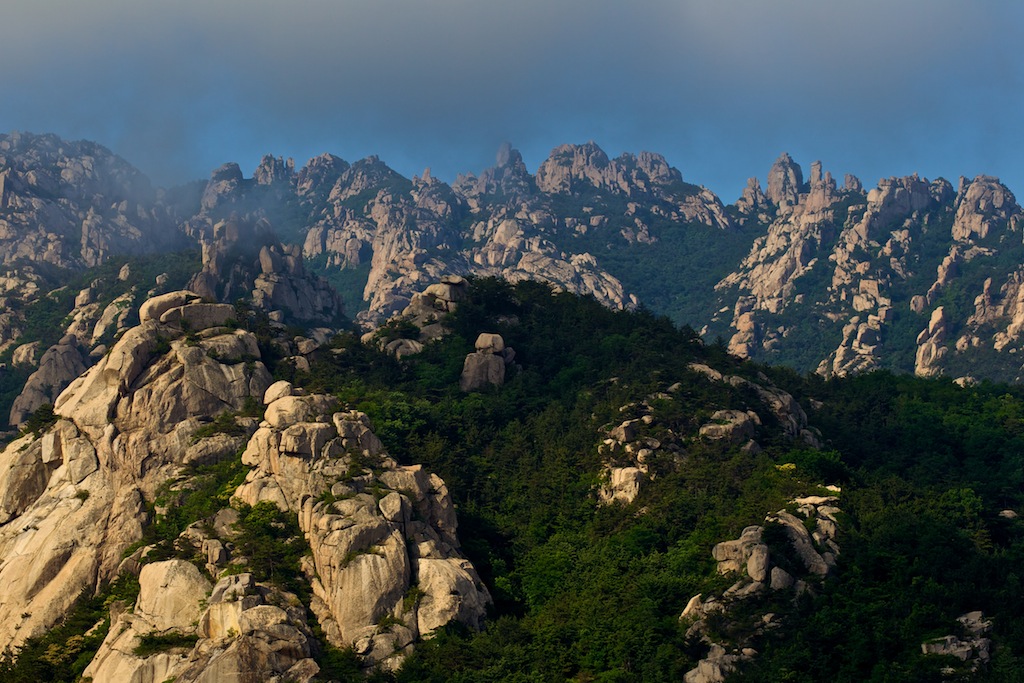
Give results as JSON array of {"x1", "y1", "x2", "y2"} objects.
[
  {"x1": 308, "y1": 255, "x2": 372, "y2": 316},
  {"x1": 132, "y1": 632, "x2": 199, "y2": 657},
  {"x1": 140, "y1": 452, "x2": 249, "y2": 562},
  {"x1": 543, "y1": 185, "x2": 759, "y2": 333},
  {"x1": 190, "y1": 410, "x2": 247, "y2": 443},
  {"x1": 0, "y1": 574, "x2": 139, "y2": 682},
  {"x1": 8, "y1": 278, "x2": 1024, "y2": 681},
  {"x1": 19, "y1": 403, "x2": 57, "y2": 437},
  {"x1": 373, "y1": 318, "x2": 422, "y2": 344},
  {"x1": 284, "y1": 278, "x2": 831, "y2": 680},
  {"x1": 232, "y1": 501, "x2": 306, "y2": 592}
]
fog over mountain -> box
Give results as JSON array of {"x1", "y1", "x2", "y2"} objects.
[{"x1": 3, "y1": 1, "x2": 1022, "y2": 198}]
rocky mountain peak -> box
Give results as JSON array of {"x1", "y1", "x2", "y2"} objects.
[
  {"x1": 295, "y1": 152, "x2": 349, "y2": 199},
  {"x1": 452, "y1": 143, "x2": 534, "y2": 203},
  {"x1": 535, "y1": 142, "x2": 687, "y2": 198},
  {"x1": 766, "y1": 152, "x2": 804, "y2": 207},
  {"x1": 951, "y1": 175, "x2": 1021, "y2": 242},
  {"x1": 735, "y1": 176, "x2": 771, "y2": 220},
  {"x1": 635, "y1": 150, "x2": 677, "y2": 185},
  {"x1": 0, "y1": 131, "x2": 182, "y2": 269},
  {"x1": 535, "y1": 142, "x2": 612, "y2": 194},
  {"x1": 188, "y1": 215, "x2": 344, "y2": 324},
  {"x1": 254, "y1": 154, "x2": 295, "y2": 186},
  {"x1": 328, "y1": 156, "x2": 405, "y2": 206},
  {"x1": 495, "y1": 141, "x2": 520, "y2": 168},
  {"x1": 843, "y1": 173, "x2": 863, "y2": 192},
  {"x1": 200, "y1": 162, "x2": 247, "y2": 212}
]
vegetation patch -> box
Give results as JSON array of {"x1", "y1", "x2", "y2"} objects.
[{"x1": 132, "y1": 631, "x2": 199, "y2": 657}]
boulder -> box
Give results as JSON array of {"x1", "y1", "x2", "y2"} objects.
[
  {"x1": 265, "y1": 396, "x2": 315, "y2": 429},
  {"x1": 263, "y1": 380, "x2": 294, "y2": 405},
  {"x1": 474, "y1": 333, "x2": 505, "y2": 354},
  {"x1": 598, "y1": 466, "x2": 643, "y2": 505},
  {"x1": 459, "y1": 353, "x2": 505, "y2": 392},
  {"x1": 137, "y1": 560, "x2": 213, "y2": 631},
  {"x1": 385, "y1": 338, "x2": 425, "y2": 359},
  {"x1": 160, "y1": 303, "x2": 236, "y2": 330},
  {"x1": 769, "y1": 511, "x2": 829, "y2": 576},
  {"x1": 699, "y1": 410, "x2": 756, "y2": 444},
  {"x1": 140, "y1": 290, "x2": 199, "y2": 323}
]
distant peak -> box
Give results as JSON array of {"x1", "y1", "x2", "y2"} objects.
[
  {"x1": 496, "y1": 142, "x2": 523, "y2": 168},
  {"x1": 209, "y1": 162, "x2": 243, "y2": 183},
  {"x1": 766, "y1": 152, "x2": 803, "y2": 206}
]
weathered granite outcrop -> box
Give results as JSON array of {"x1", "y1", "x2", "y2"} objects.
[
  {"x1": 682, "y1": 494, "x2": 842, "y2": 682},
  {"x1": 367, "y1": 275, "x2": 470, "y2": 355},
  {"x1": 765, "y1": 152, "x2": 804, "y2": 209},
  {"x1": 0, "y1": 289, "x2": 488, "y2": 677},
  {"x1": 84, "y1": 562, "x2": 321, "y2": 683},
  {"x1": 699, "y1": 409, "x2": 759, "y2": 444},
  {"x1": 597, "y1": 412, "x2": 659, "y2": 506},
  {"x1": 921, "y1": 611, "x2": 992, "y2": 674},
  {"x1": 459, "y1": 333, "x2": 514, "y2": 392},
  {"x1": 915, "y1": 306, "x2": 950, "y2": 377},
  {"x1": 234, "y1": 383, "x2": 490, "y2": 669},
  {"x1": 0, "y1": 292, "x2": 272, "y2": 650},
  {"x1": 598, "y1": 368, "x2": 819, "y2": 507},
  {"x1": 532, "y1": 142, "x2": 733, "y2": 231},
  {"x1": 8, "y1": 334, "x2": 86, "y2": 426},
  {"x1": 0, "y1": 132, "x2": 185, "y2": 270},
  {"x1": 952, "y1": 176, "x2": 1020, "y2": 242},
  {"x1": 187, "y1": 213, "x2": 343, "y2": 325},
  {"x1": 713, "y1": 153, "x2": 1024, "y2": 378}
]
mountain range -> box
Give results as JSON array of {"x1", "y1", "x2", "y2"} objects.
[
  {"x1": 4, "y1": 131, "x2": 1023, "y2": 397},
  {"x1": 1, "y1": 131, "x2": 1023, "y2": 681}
]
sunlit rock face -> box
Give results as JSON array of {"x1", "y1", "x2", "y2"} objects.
[{"x1": 0, "y1": 289, "x2": 490, "y2": 678}]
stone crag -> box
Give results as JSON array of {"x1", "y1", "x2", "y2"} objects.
[{"x1": 0, "y1": 292, "x2": 488, "y2": 680}]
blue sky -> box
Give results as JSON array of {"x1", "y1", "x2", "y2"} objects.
[{"x1": 2, "y1": 0, "x2": 1022, "y2": 202}]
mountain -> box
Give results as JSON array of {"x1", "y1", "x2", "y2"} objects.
[
  {"x1": 713, "y1": 154, "x2": 1024, "y2": 381},
  {"x1": 2, "y1": 130, "x2": 1024, "y2": 680},
  {"x1": 1, "y1": 277, "x2": 1021, "y2": 682},
  {"x1": 4, "y1": 131, "x2": 1024, "y2": 394}
]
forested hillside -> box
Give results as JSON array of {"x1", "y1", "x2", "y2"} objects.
[
  {"x1": 308, "y1": 280, "x2": 1024, "y2": 681},
  {"x1": 7, "y1": 279, "x2": 1018, "y2": 681},
  {"x1": 1, "y1": 131, "x2": 1023, "y2": 681}
]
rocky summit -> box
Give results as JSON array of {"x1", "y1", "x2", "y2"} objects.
[
  {"x1": 2, "y1": 132, "x2": 1024, "y2": 385},
  {"x1": 1, "y1": 133, "x2": 1024, "y2": 682}
]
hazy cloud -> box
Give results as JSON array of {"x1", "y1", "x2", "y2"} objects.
[{"x1": 3, "y1": 0, "x2": 1021, "y2": 198}]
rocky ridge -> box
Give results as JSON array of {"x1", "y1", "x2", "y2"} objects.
[
  {"x1": 681, "y1": 493, "x2": 843, "y2": 683},
  {"x1": 0, "y1": 292, "x2": 271, "y2": 649},
  {"x1": 0, "y1": 132, "x2": 184, "y2": 270},
  {"x1": 711, "y1": 153, "x2": 1024, "y2": 381},
  {"x1": 0, "y1": 291, "x2": 487, "y2": 679},
  {"x1": 598, "y1": 363, "x2": 820, "y2": 507},
  {"x1": 7, "y1": 131, "x2": 1024, "y2": 389}
]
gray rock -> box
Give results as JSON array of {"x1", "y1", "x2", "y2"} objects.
[
  {"x1": 459, "y1": 352, "x2": 505, "y2": 392},
  {"x1": 9, "y1": 336, "x2": 87, "y2": 427},
  {"x1": 474, "y1": 333, "x2": 505, "y2": 354},
  {"x1": 769, "y1": 567, "x2": 795, "y2": 591},
  {"x1": 699, "y1": 409, "x2": 756, "y2": 444}
]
